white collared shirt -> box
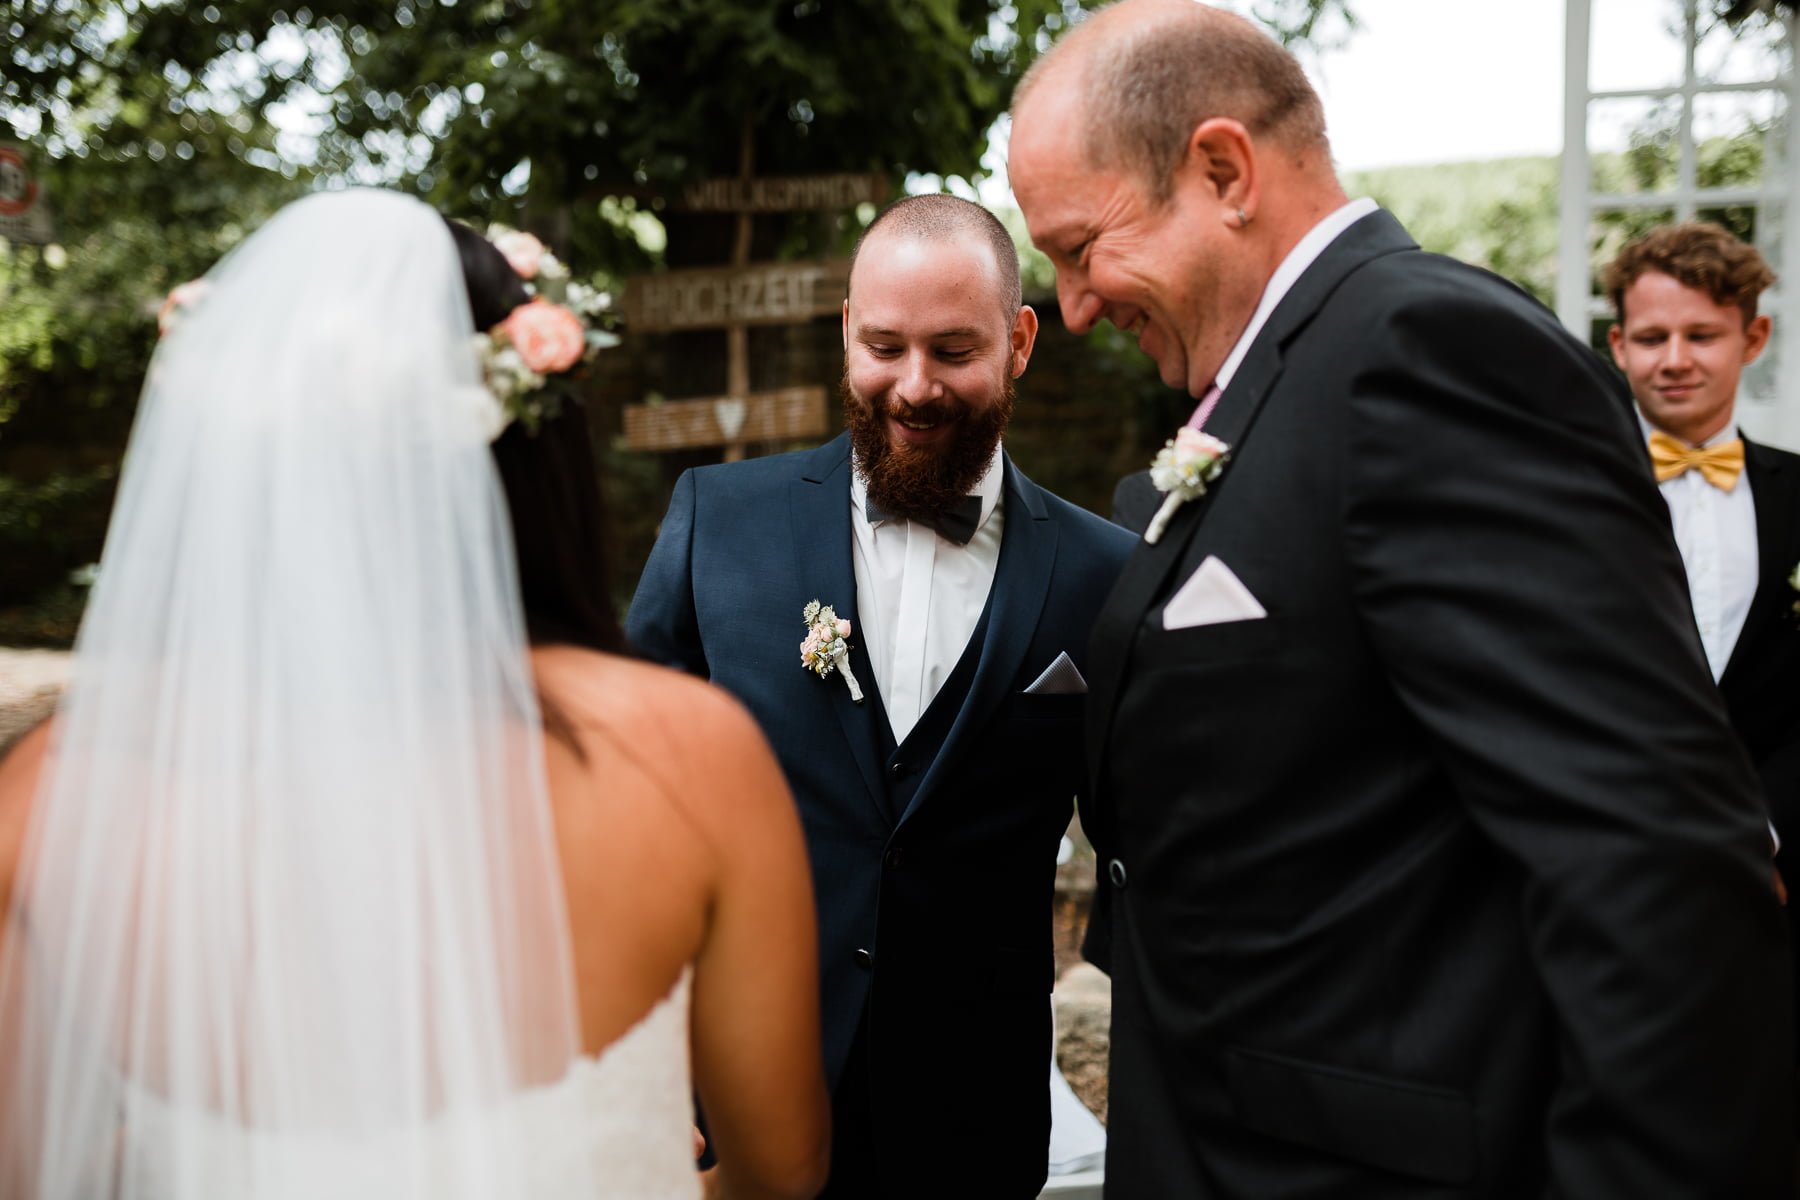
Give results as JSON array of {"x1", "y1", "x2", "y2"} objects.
[
  {"x1": 1638, "y1": 410, "x2": 1759, "y2": 682},
  {"x1": 1213, "y1": 197, "x2": 1381, "y2": 392},
  {"x1": 849, "y1": 447, "x2": 1005, "y2": 744}
]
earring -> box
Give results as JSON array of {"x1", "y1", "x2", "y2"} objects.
[{"x1": 1235, "y1": 207, "x2": 1250, "y2": 228}]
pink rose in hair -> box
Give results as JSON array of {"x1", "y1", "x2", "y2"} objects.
[
  {"x1": 157, "y1": 280, "x2": 207, "y2": 336},
  {"x1": 494, "y1": 230, "x2": 546, "y2": 279},
  {"x1": 498, "y1": 299, "x2": 585, "y2": 374}
]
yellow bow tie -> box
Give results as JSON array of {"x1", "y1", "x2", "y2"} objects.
[{"x1": 1649, "y1": 431, "x2": 1744, "y2": 491}]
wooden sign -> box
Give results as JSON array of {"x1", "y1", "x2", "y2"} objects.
[
  {"x1": 677, "y1": 173, "x2": 887, "y2": 214},
  {"x1": 629, "y1": 125, "x2": 867, "y2": 461},
  {"x1": 623, "y1": 386, "x2": 828, "y2": 452},
  {"x1": 624, "y1": 260, "x2": 850, "y2": 333}
]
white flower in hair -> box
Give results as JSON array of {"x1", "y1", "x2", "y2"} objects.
[{"x1": 471, "y1": 223, "x2": 620, "y2": 438}]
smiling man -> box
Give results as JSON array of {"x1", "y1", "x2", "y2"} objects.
[
  {"x1": 1006, "y1": 2, "x2": 1794, "y2": 1196},
  {"x1": 1605, "y1": 222, "x2": 1800, "y2": 1046},
  {"x1": 627, "y1": 193, "x2": 1132, "y2": 1198}
]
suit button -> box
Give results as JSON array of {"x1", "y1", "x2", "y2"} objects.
[
  {"x1": 889, "y1": 760, "x2": 909, "y2": 779},
  {"x1": 1108, "y1": 858, "x2": 1128, "y2": 889},
  {"x1": 853, "y1": 948, "x2": 874, "y2": 970},
  {"x1": 884, "y1": 847, "x2": 904, "y2": 870}
]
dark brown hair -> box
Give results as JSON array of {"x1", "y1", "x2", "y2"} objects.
[
  {"x1": 1604, "y1": 222, "x2": 1777, "y2": 325},
  {"x1": 443, "y1": 217, "x2": 625, "y2": 658}
]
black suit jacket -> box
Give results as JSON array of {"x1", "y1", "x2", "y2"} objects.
[
  {"x1": 1084, "y1": 210, "x2": 1794, "y2": 1197},
  {"x1": 1720, "y1": 436, "x2": 1800, "y2": 844},
  {"x1": 1110, "y1": 470, "x2": 1158, "y2": 538},
  {"x1": 627, "y1": 435, "x2": 1133, "y2": 1198}
]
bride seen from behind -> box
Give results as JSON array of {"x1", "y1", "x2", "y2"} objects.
[{"x1": 0, "y1": 188, "x2": 829, "y2": 1199}]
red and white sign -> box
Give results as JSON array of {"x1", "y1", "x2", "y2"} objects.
[{"x1": 0, "y1": 143, "x2": 54, "y2": 244}]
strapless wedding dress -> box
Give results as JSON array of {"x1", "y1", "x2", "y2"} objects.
[{"x1": 115, "y1": 971, "x2": 700, "y2": 1199}]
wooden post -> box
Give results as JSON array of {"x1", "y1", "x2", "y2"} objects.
[{"x1": 724, "y1": 120, "x2": 755, "y2": 463}]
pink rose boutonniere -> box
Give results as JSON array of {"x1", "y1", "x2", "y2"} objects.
[
  {"x1": 801, "y1": 600, "x2": 864, "y2": 703},
  {"x1": 1145, "y1": 426, "x2": 1231, "y2": 544}
]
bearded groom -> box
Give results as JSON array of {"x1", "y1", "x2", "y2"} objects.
[{"x1": 627, "y1": 193, "x2": 1133, "y2": 1199}]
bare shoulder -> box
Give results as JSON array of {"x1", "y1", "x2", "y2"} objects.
[
  {"x1": 0, "y1": 719, "x2": 54, "y2": 909},
  {"x1": 531, "y1": 647, "x2": 786, "y2": 813}
]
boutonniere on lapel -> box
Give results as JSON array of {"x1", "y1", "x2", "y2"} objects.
[
  {"x1": 801, "y1": 600, "x2": 865, "y2": 703},
  {"x1": 1145, "y1": 427, "x2": 1231, "y2": 545},
  {"x1": 1789, "y1": 562, "x2": 1800, "y2": 625}
]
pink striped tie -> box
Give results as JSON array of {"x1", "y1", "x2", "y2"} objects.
[{"x1": 1186, "y1": 383, "x2": 1222, "y2": 430}]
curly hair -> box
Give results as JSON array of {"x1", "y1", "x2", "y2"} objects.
[{"x1": 1604, "y1": 222, "x2": 1777, "y2": 325}]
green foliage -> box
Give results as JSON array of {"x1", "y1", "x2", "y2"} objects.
[
  {"x1": 1589, "y1": 107, "x2": 1772, "y2": 269},
  {"x1": 1343, "y1": 111, "x2": 1773, "y2": 312},
  {"x1": 1249, "y1": 0, "x2": 1359, "y2": 48},
  {"x1": 1718, "y1": 0, "x2": 1800, "y2": 26},
  {"x1": 1347, "y1": 157, "x2": 1562, "y2": 305},
  {"x1": 0, "y1": 469, "x2": 112, "y2": 643},
  {"x1": 0, "y1": 0, "x2": 1367, "y2": 643}
]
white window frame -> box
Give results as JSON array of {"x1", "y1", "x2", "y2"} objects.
[{"x1": 1559, "y1": 0, "x2": 1798, "y2": 444}]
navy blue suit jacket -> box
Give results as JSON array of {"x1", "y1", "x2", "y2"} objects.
[{"x1": 627, "y1": 432, "x2": 1131, "y2": 1194}]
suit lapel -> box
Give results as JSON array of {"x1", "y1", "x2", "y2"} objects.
[
  {"x1": 789, "y1": 433, "x2": 890, "y2": 815},
  {"x1": 1723, "y1": 436, "x2": 1798, "y2": 687},
  {"x1": 1086, "y1": 209, "x2": 1420, "y2": 800},
  {"x1": 900, "y1": 458, "x2": 1059, "y2": 825}
]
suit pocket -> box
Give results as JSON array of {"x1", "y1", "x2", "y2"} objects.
[
  {"x1": 1223, "y1": 1044, "x2": 1475, "y2": 1186},
  {"x1": 1143, "y1": 612, "x2": 1286, "y2": 667},
  {"x1": 1003, "y1": 692, "x2": 1085, "y2": 721}
]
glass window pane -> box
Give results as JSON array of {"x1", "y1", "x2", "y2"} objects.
[
  {"x1": 1590, "y1": 96, "x2": 1684, "y2": 194},
  {"x1": 1693, "y1": 90, "x2": 1785, "y2": 190},
  {"x1": 1695, "y1": 203, "x2": 1762, "y2": 243},
  {"x1": 1591, "y1": 0, "x2": 1689, "y2": 93},
  {"x1": 1589, "y1": 207, "x2": 1679, "y2": 303},
  {"x1": 1739, "y1": 331, "x2": 1780, "y2": 405},
  {"x1": 1695, "y1": 10, "x2": 1790, "y2": 85}
]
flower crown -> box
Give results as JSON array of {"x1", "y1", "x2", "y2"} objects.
[
  {"x1": 155, "y1": 225, "x2": 617, "y2": 441},
  {"x1": 473, "y1": 226, "x2": 618, "y2": 437}
]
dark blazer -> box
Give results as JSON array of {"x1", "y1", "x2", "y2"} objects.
[
  {"x1": 627, "y1": 433, "x2": 1132, "y2": 1198},
  {"x1": 1720, "y1": 435, "x2": 1800, "y2": 845},
  {"x1": 1110, "y1": 470, "x2": 1158, "y2": 538},
  {"x1": 1084, "y1": 210, "x2": 1794, "y2": 1198}
]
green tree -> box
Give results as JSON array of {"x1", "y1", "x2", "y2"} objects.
[{"x1": 1, "y1": 0, "x2": 1356, "y2": 642}]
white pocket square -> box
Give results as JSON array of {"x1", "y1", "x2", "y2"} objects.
[
  {"x1": 1162, "y1": 555, "x2": 1267, "y2": 631},
  {"x1": 1024, "y1": 651, "x2": 1087, "y2": 695}
]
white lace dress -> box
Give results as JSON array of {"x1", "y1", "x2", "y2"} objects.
[{"x1": 114, "y1": 971, "x2": 701, "y2": 1199}]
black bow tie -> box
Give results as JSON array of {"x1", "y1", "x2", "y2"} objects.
[{"x1": 864, "y1": 495, "x2": 983, "y2": 546}]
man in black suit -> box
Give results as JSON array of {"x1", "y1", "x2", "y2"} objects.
[
  {"x1": 1605, "y1": 223, "x2": 1797, "y2": 844},
  {"x1": 628, "y1": 194, "x2": 1133, "y2": 1198},
  {"x1": 1008, "y1": 2, "x2": 1793, "y2": 1196},
  {"x1": 1604, "y1": 225, "x2": 1800, "y2": 1111}
]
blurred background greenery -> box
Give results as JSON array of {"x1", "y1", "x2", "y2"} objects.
[{"x1": 0, "y1": 0, "x2": 1784, "y2": 645}]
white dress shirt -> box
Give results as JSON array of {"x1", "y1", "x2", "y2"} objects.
[
  {"x1": 1638, "y1": 411, "x2": 1759, "y2": 682},
  {"x1": 850, "y1": 448, "x2": 1005, "y2": 744},
  {"x1": 1213, "y1": 197, "x2": 1381, "y2": 392}
]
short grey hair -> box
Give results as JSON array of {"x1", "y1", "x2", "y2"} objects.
[{"x1": 1017, "y1": 1, "x2": 1330, "y2": 205}]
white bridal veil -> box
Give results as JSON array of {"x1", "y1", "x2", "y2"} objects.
[{"x1": 0, "y1": 190, "x2": 590, "y2": 1198}]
